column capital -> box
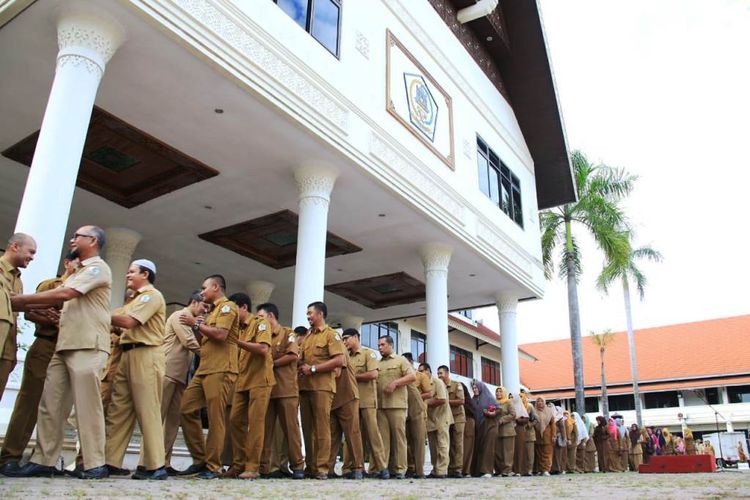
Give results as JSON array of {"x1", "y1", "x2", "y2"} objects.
[
  {"x1": 418, "y1": 242, "x2": 452, "y2": 272},
  {"x1": 104, "y1": 227, "x2": 142, "y2": 262},
  {"x1": 246, "y1": 280, "x2": 275, "y2": 307},
  {"x1": 294, "y1": 163, "x2": 338, "y2": 203},
  {"x1": 57, "y1": 9, "x2": 125, "y2": 77},
  {"x1": 495, "y1": 292, "x2": 519, "y2": 314}
]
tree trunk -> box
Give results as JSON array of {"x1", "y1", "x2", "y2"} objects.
[
  {"x1": 623, "y1": 277, "x2": 643, "y2": 426},
  {"x1": 565, "y1": 220, "x2": 586, "y2": 414},
  {"x1": 600, "y1": 347, "x2": 609, "y2": 419}
]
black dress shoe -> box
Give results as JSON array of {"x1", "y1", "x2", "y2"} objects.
[
  {"x1": 327, "y1": 472, "x2": 340, "y2": 479},
  {"x1": 197, "y1": 470, "x2": 219, "y2": 479},
  {"x1": 391, "y1": 473, "x2": 406, "y2": 479},
  {"x1": 132, "y1": 466, "x2": 168, "y2": 480},
  {"x1": 3, "y1": 462, "x2": 57, "y2": 477},
  {"x1": 315, "y1": 473, "x2": 328, "y2": 480},
  {"x1": 343, "y1": 470, "x2": 364, "y2": 479},
  {"x1": 291, "y1": 469, "x2": 305, "y2": 480},
  {"x1": 165, "y1": 466, "x2": 180, "y2": 476},
  {"x1": 427, "y1": 473, "x2": 447, "y2": 479},
  {"x1": 448, "y1": 471, "x2": 463, "y2": 478},
  {"x1": 177, "y1": 463, "x2": 207, "y2": 476},
  {"x1": 0, "y1": 461, "x2": 20, "y2": 475},
  {"x1": 262, "y1": 470, "x2": 286, "y2": 479},
  {"x1": 77, "y1": 465, "x2": 109, "y2": 479},
  {"x1": 106, "y1": 464, "x2": 131, "y2": 476}
]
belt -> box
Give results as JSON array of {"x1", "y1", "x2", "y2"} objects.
[{"x1": 121, "y1": 342, "x2": 148, "y2": 352}]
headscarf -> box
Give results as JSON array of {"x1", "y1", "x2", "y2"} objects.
[
  {"x1": 608, "y1": 418, "x2": 618, "y2": 441},
  {"x1": 573, "y1": 412, "x2": 589, "y2": 444},
  {"x1": 615, "y1": 417, "x2": 627, "y2": 439},
  {"x1": 535, "y1": 397, "x2": 555, "y2": 431},
  {"x1": 460, "y1": 382, "x2": 473, "y2": 420},
  {"x1": 496, "y1": 386, "x2": 509, "y2": 405},
  {"x1": 471, "y1": 380, "x2": 496, "y2": 427},
  {"x1": 684, "y1": 427, "x2": 693, "y2": 439},
  {"x1": 629, "y1": 424, "x2": 640, "y2": 446},
  {"x1": 662, "y1": 428, "x2": 672, "y2": 445},
  {"x1": 565, "y1": 411, "x2": 575, "y2": 436},
  {"x1": 520, "y1": 390, "x2": 529, "y2": 409},
  {"x1": 512, "y1": 392, "x2": 529, "y2": 418}
]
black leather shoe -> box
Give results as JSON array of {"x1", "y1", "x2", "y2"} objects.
[
  {"x1": 106, "y1": 464, "x2": 131, "y2": 476},
  {"x1": 391, "y1": 473, "x2": 405, "y2": 480},
  {"x1": 327, "y1": 472, "x2": 340, "y2": 479},
  {"x1": 427, "y1": 473, "x2": 447, "y2": 479},
  {"x1": 378, "y1": 469, "x2": 390, "y2": 479},
  {"x1": 77, "y1": 465, "x2": 110, "y2": 479},
  {"x1": 0, "y1": 461, "x2": 20, "y2": 475},
  {"x1": 315, "y1": 473, "x2": 328, "y2": 480},
  {"x1": 177, "y1": 463, "x2": 207, "y2": 476},
  {"x1": 132, "y1": 466, "x2": 168, "y2": 480},
  {"x1": 262, "y1": 470, "x2": 286, "y2": 479},
  {"x1": 165, "y1": 466, "x2": 180, "y2": 476},
  {"x1": 3, "y1": 462, "x2": 57, "y2": 477},
  {"x1": 448, "y1": 471, "x2": 463, "y2": 478},
  {"x1": 197, "y1": 470, "x2": 219, "y2": 479},
  {"x1": 345, "y1": 470, "x2": 364, "y2": 479},
  {"x1": 291, "y1": 469, "x2": 305, "y2": 480}
]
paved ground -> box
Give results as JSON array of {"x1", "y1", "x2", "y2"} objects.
[{"x1": 1, "y1": 471, "x2": 749, "y2": 499}]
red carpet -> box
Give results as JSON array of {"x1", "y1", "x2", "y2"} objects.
[{"x1": 639, "y1": 454, "x2": 716, "y2": 473}]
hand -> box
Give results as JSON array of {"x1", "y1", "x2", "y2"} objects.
[
  {"x1": 110, "y1": 333, "x2": 120, "y2": 346},
  {"x1": 42, "y1": 308, "x2": 60, "y2": 323},
  {"x1": 179, "y1": 313, "x2": 197, "y2": 327},
  {"x1": 385, "y1": 381, "x2": 398, "y2": 394},
  {"x1": 299, "y1": 364, "x2": 312, "y2": 376}
]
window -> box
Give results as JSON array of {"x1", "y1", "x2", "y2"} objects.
[
  {"x1": 360, "y1": 322, "x2": 399, "y2": 351},
  {"x1": 728, "y1": 385, "x2": 750, "y2": 404},
  {"x1": 569, "y1": 397, "x2": 599, "y2": 414},
  {"x1": 411, "y1": 331, "x2": 426, "y2": 364},
  {"x1": 608, "y1": 394, "x2": 636, "y2": 411},
  {"x1": 481, "y1": 357, "x2": 500, "y2": 386},
  {"x1": 476, "y1": 137, "x2": 523, "y2": 227},
  {"x1": 644, "y1": 391, "x2": 679, "y2": 409},
  {"x1": 274, "y1": 0, "x2": 341, "y2": 56},
  {"x1": 450, "y1": 345, "x2": 473, "y2": 378},
  {"x1": 456, "y1": 309, "x2": 474, "y2": 320}
]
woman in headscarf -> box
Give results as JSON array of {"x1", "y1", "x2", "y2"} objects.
[
  {"x1": 572, "y1": 412, "x2": 588, "y2": 473},
  {"x1": 533, "y1": 397, "x2": 555, "y2": 476},
  {"x1": 640, "y1": 426, "x2": 653, "y2": 464},
  {"x1": 628, "y1": 423, "x2": 644, "y2": 471},
  {"x1": 565, "y1": 411, "x2": 578, "y2": 473},
  {"x1": 493, "y1": 387, "x2": 517, "y2": 476},
  {"x1": 550, "y1": 406, "x2": 568, "y2": 474},
  {"x1": 593, "y1": 416, "x2": 610, "y2": 472},
  {"x1": 607, "y1": 418, "x2": 623, "y2": 472},
  {"x1": 703, "y1": 440, "x2": 715, "y2": 462},
  {"x1": 616, "y1": 418, "x2": 630, "y2": 471},
  {"x1": 471, "y1": 380, "x2": 498, "y2": 478},
  {"x1": 584, "y1": 416, "x2": 597, "y2": 472},
  {"x1": 522, "y1": 391, "x2": 537, "y2": 476},
  {"x1": 461, "y1": 382, "x2": 475, "y2": 475},
  {"x1": 512, "y1": 389, "x2": 531, "y2": 476},
  {"x1": 650, "y1": 427, "x2": 661, "y2": 456},
  {"x1": 661, "y1": 428, "x2": 675, "y2": 456},
  {"x1": 684, "y1": 427, "x2": 696, "y2": 455}
]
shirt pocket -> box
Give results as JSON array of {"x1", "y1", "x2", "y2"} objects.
[{"x1": 313, "y1": 339, "x2": 329, "y2": 359}]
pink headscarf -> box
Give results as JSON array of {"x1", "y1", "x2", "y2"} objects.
[{"x1": 607, "y1": 417, "x2": 618, "y2": 441}]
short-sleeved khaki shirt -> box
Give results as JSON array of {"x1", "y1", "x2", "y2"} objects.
[
  {"x1": 195, "y1": 296, "x2": 239, "y2": 376},
  {"x1": 0, "y1": 255, "x2": 22, "y2": 326},
  {"x1": 332, "y1": 349, "x2": 359, "y2": 410},
  {"x1": 298, "y1": 324, "x2": 344, "y2": 393},
  {"x1": 426, "y1": 376, "x2": 454, "y2": 432},
  {"x1": 119, "y1": 284, "x2": 166, "y2": 346},
  {"x1": 446, "y1": 379, "x2": 466, "y2": 423},
  {"x1": 164, "y1": 308, "x2": 200, "y2": 384},
  {"x1": 57, "y1": 256, "x2": 112, "y2": 353},
  {"x1": 377, "y1": 353, "x2": 413, "y2": 409},
  {"x1": 350, "y1": 346, "x2": 379, "y2": 409},
  {"x1": 235, "y1": 315, "x2": 275, "y2": 391},
  {"x1": 32, "y1": 277, "x2": 64, "y2": 339},
  {"x1": 270, "y1": 325, "x2": 298, "y2": 399}
]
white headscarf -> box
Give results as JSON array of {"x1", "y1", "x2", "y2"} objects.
[
  {"x1": 573, "y1": 411, "x2": 589, "y2": 444},
  {"x1": 553, "y1": 405, "x2": 565, "y2": 422},
  {"x1": 511, "y1": 393, "x2": 529, "y2": 418}
]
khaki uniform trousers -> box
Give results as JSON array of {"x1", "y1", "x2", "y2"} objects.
[
  {"x1": 475, "y1": 419, "x2": 497, "y2": 475},
  {"x1": 329, "y1": 399, "x2": 363, "y2": 473},
  {"x1": 359, "y1": 407, "x2": 387, "y2": 473},
  {"x1": 229, "y1": 386, "x2": 273, "y2": 473},
  {"x1": 463, "y1": 417, "x2": 475, "y2": 475},
  {"x1": 180, "y1": 372, "x2": 236, "y2": 472},
  {"x1": 105, "y1": 346, "x2": 165, "y2": 470},
  {"x1": 428, "y1": 424, "x2": 450, "y2": 476},
  {"x1": 33, "y1": 349, "x2": 108, "y2": 469},
  {"x1": 377, "y1": 408, "x2": 407, "y2": 475},
  {"x1": 161, "y1": 377, "x2": 187, "y2": 466},
  {"x1": 0, "y1": 336, "x2": 56, "y2": 464},
  {"x1": 0, "y1": 322, "x2": 16, "y2": 400},
  {"x1": 535, "y1": 425, "x2": 554, "y2": 473},
  {"x1": 406, "y1": 413, "x2": 426, "y2": 476},
  {"x1": 299, "y1": 390, "x2": 334, "y2": 476},
  {"x1": 566, "y1": 443, "x2": 578, "y2": 472},
  {"x1": 526, "y1": 441, "x2": 535, "y2": 475},
  {"x1": 494, "y1": 435, "x2": 515, "y2": 475},
  {"x1": 448, "y1": 422, "x2": 464, "y2": 474},
  {"x1": 260, "y1": 396, "x2": 303, "y2": 474}
]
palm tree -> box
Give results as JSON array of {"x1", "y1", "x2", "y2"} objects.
[
  {"x1": 540, "y1": 151, "x2": 635, "y2": 413},
  {"x1": 597, "y1": 235, "x2": 663, "y2": 426},
  {"x1": 591, "y1": 329, "x2": 616, "y2": 419}
]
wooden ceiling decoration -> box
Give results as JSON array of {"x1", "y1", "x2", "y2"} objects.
[
  {"x1": 326, "y1": 272, "x2": 425, "y2": 309},
  {"x1": 199, "y1": 210, "x2": 362, "y2": 270},
  {"x1": 2, "y1": 106, "x2": 219, "y2": 208}
]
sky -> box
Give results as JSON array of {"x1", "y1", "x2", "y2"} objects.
[{"x1": 476, "y1": 0, "x2": 750, "y2": 345}]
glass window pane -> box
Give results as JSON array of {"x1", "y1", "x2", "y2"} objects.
[
  {"x1": 277, "y1": 0, "x2": 309, "y2": 29},
  {"x1": 501, "y1": 177, "x2": 511, "y2": 214},
  {"x1": 489, "y1": 167, "x2": 500, "y2": 205},
  {"x1": 311, "y1": 0, "x2": 339, "y2": 55},
  {"x1": 512, "y1": 187, "x2": 523, "y2": 226},
  {"x1": 477, "y1": 153, "x2": 490, "y2": 197}
]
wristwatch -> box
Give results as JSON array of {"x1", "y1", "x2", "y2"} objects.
[
  {"x1": 311, "y1": 365, "x2": 317, "y2": 374},
  {"x1": 192, "y1": 323, "x2": 200, "y2": 333}
]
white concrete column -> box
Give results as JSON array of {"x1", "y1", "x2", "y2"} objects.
[
  {"x1": 291, "y1": 164, "x2": 338, "y2": 328},
  {"x1": 13, "y1": 10, "x2": 124, "y2": 296},
  {"x1": 419, "y1": 243, "x2": 452, "y2": 369},
  {"x1": 104, "y1": 228, "x2": 141, "y2": 308},
  {"x1": 246, "y1": 280, "x2": 275, "y2": 308},
  {"x1": 497, "y1": 293, "x2": 520, "y2": 395},
  {"x1": 340, "y1": 315, "x2": 364, "y2": 331}
]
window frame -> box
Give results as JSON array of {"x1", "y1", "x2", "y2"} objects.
[
  {"x1": 274, "y1": 0, "x2": 342, "y2": 58},
  {"x1": 476, "y1": 136, "x2": 523, "y2": 228},
  {"x1": 480, "y1": 356, "x2": 500, "y2": 386},
  {"x1": 450, "y1": 345, "x2": 474, "y2": 378},
  {"x1": 410, "y1": 330, "x2": 427, "y2": 364}
]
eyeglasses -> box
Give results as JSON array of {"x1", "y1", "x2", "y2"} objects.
[{"x1": 71, "y1": 233, "x2": 95, "y2": 240}]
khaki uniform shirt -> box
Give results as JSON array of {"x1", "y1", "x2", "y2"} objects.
[
  {"x1": 57, "y1": 256, "x2": 112, "y2": 353},
  {"x1": 119, "y1": 284, "x2": 166, "y2": 346},
  {"x1": 426, "y1": 376, "x2": 453, "y2": 432},
  {"x1": 33, "y1": 277, "x2": 64, "y2": 339},
  {"x1": 349, "y1": 346, "x2": 379, "y2": 409},
  {"x1": 377, "y1": 353, "x2": 413, "y2": 409},
  {"x1": 235, "y1": 314, "x2": 275, "y2": 392},
  {"x1": 0, "y1": 256, "x2": 22, "y2": 362},
  {"x1": 331, "y1": 349, "x2": 359, "y2": 410},
  {"x1": 164, "y1": 308, "x2": 200, "y2": 384},
  {"x1": 446, "y1": 379, "x2": 466, "y2": 424},
  {"x1": 270, "y1": 325, "x2": 298, "y2": 399},
  {"x1": 407, "y1": 370, "x2": 431, "y2": 419},
  {"x1": 195, "y1": 296, "x2": 239, "y2": 376},
  {"x1": 298, "y1": 324, "x2": 344, "y2": 393}
]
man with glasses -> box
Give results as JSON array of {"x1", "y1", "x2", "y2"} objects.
[{"x1": 8, "y1": 226, "x2": 113, "y2": 479}]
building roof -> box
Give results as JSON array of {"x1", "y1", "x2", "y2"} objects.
[
  {"x1": 519, "y1": 315, "x2": 750, "y2": 395},
  {"x1": 448, "y1": 313, "x2": 535, "y2": 361}
]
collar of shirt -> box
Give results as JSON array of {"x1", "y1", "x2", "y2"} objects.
[
  {"x1": 309, "y1": 324, "x2": 329, "y2": 334},
  {"x1": 382, "y1": 352, "x2": 396, "y2": 360},
  {"x1": 80, "y1": 255, "x2": 103, "y2": 267},
  {"x1": 133, "y1": 284, "x2": 155, "y2": 296},
  {"x1": 0, "y1": 255, "x2": 20, "y2": 277}
]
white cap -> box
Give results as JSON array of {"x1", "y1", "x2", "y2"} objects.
[{"x1": 132, "y1": 259, "x2": 156, "y2": 275}]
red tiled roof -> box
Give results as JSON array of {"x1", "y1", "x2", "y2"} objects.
[
  {"x1": 538, "y1": 375, "x2": 750, "y2": 399},
  {"x1": 519, "y1": 315, "x2": 750, "y2": 393},
  {"x1": 448, "y1": 314, "x2": 533, "y2": 359}
]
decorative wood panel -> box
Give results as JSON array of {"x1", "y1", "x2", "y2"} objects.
[{"x1": 326, "y1": 271, "x2": 425, "y2": 309}]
